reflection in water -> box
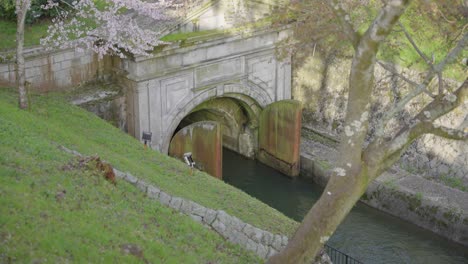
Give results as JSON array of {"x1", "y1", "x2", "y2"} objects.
[{"x1": 222, "y1": 149, "x2": 468, "y2": 264}]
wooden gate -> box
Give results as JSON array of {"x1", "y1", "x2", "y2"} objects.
[
  {"x1": 258, "y1": 100, "x2": 302, "y2": 177},
  {"x1": 169, "y1": 121, "x2": 223, "y2": 179}
]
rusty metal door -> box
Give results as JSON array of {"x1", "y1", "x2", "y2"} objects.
[
  {"x1": 169, "y1": 121, "x2": 223, "y2": 179},
  {"x1": 258, "y1": 100, "x2": 302, "y2": 177}
]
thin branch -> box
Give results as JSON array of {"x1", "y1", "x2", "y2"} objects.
[
  {"x1": 377, "y1": 61, "x2": 419, "y2": 87},
  {"x1": 437, "y1": 71, "x2": 444, "y2": 95},
  {"x1": 399, "y1": 22, "x2": 432, "y2": 66},
  {"x1": 375, "y1": 32, "x2": 468, "y2": 137},
  {"x1": 377, "y1": 61, "x2": 436, "y2": 97},
  {"x1": 366, "y1": 78, "x2": 467, "y2": 178},
  {"x1": 413, "y1": 78, "x2": 467, "y2": 123}
]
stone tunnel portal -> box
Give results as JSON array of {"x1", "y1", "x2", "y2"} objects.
[{"x1": 171, "y1": 95, "x2": 261, "y2": 159}]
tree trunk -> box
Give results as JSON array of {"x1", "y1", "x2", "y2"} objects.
[
  {"x1": 267, "y1": 169, "x2": 369, "y2": 264},
  {"x1": 267, "y1": 1, "x2": 412, "y2": 263},
  {"x1": 16, "y1": 0, "x2": 30, "y2": 110}
]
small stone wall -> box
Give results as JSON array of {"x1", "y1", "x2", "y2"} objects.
[
  {"x1": 113, "y1": 169, "x2": 289, "y2": 259},
  {"x1": 0, "y1": 47, "x2": 110, "y2": 91}
]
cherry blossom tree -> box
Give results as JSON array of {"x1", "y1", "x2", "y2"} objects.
[
  {"x1": 15, "y1": 0, "x2": 185, "y2": 109},
  {"x1": 39, "y1": 0, "x2": 183, "y2": 58}
]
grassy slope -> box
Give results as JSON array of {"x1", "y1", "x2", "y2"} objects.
[
  {"x1": 0, "y1": 20, "x2": 49, "y2": 51},
  {"x1": 0, "y1": 87, "x2": 297, "y2": 262}
]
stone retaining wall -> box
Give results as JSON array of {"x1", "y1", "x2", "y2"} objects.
[
  {"x1": 294, "y1": 55, "x2": 467, "y2": 183},
  {"x1": 112, "y1": 168, "x2": 289, "y2": 259},
  {"x1": 300, "y1": 136, "x2": 468, "y2": 246},
  {"x1": 0, "y1": 47, "x2": 110, "y2": 91}
]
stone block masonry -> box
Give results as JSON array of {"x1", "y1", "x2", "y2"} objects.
[
  {"x1": 113, "y1": 168, "x2": 289, "y2": 259},
  {"x1": 0, "y1": 47, "x2": 111, "y2": 91}
]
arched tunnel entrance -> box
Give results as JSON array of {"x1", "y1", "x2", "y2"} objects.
[
  {"x1": 168, "y1": 95, "x2": 302, "y2": 179},
  {"x1": 174, "y1": 96, "x2": 259, "y2": 158}
]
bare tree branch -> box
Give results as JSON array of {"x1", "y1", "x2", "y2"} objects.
[
  {"x1": 437, "y1": 71, "x2": 444, "y2": 95},
  {"x1": 413, "y1": 78, "x2": 467, "y2": 123},
  {"x1": 377, "y1": 61, "x2": 436, "y2": 97},
  {"x1": 399, "y1": 22, "x2": 432, "y2": 66},
  {"x1": 365, "y1": 78, "x2": 467, "y2": 181},
  {"x1": 375, "y1": 32, "x2": 468, "y2": 137},
  {"x1": 428, "y1": 125, "x2": 467, "y2": 141}
]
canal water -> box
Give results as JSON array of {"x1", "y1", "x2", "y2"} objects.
[{"x1": 222, "y1": 149, "x2": 468, "y2": 264}]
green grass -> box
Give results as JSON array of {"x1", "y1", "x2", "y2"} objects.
[
  {"x1": 160, "y1": 29, "x2": 227, "y2": 42},
  {"x1": 439, "y1": 175, "x2": 468, "y2": 192},
  {"x1": 159, "y1": 17, "x2": 273, "y2": 45},
  {"x1": 0, "y1": 87, "x2": 297, "y2": 262},
  {"x1": 0, "y1": 19, "x2": 50, "y2": 51}
]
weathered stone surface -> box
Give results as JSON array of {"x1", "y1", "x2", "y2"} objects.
[
  {"x1": 147, "y1": 185, "x2": 160, "y2": 199},
  {"x1": 124, "y1": 173, "x2": 138, "y2": 185},
  {"x1": 113, "y1": 169, "x2": 126, "y2": 179},
  {"x1": 0, "y1": 47, "x2": 105, "y2": 91},
  {"x1": 281, "y1": 235, "x2": 289, "y2": 247},
  {"x1": 230, "y1": 216, "x2": 246, "y2": 232},
  {"x1": 226, "y1": 229, "x2": 245, "y2": 244},
  {"x1": 212, "y1": 219, "x2": 227, "y2": 234},
  {"x1": 216, "y1": 210, "x2": 232, "y2": 225},
  {"x1": 158, "y1": 191, "x2": 172, "y2": 206},
  {"x1": 123, "y1": 27, "x2": 292, "y2": 157},
  {"x1": 190, "y1": 202, "x2": 207, "y2": 217},
  {"x1": 179, "y1": 199, "x2": 193, "y2": 214},
  {"x1": 203, "y1": 208, "x2": 217, "y2": 225},
  {"x1": 261, "y1": 231, "x2": 274, "y2": 246},
  {"x1": 245, "y1": 238, "x2": 258, "y2": 253},
  {"x1": 271, "y1": 234, "x2": 283, "y2": 251},
  {"x1": 256, "y1": 244, "x2": 269, "y2": 259},
  {"x1": 169, "y1": 197, "x2": 183, "y2": 211},
  {"x1": 136, "y1": 180, "x2": 148, "y2": 192}
]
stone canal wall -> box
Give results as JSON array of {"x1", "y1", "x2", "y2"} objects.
[{"x1": 300, "y1": 133, "x2": 468, "y2": 246}]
